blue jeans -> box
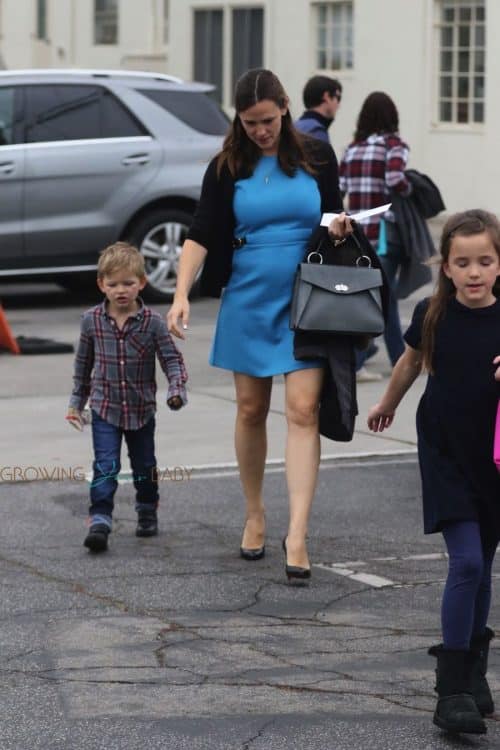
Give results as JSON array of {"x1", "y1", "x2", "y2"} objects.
[
  {"x1": 356, "y1": 243, "x2": 406, "y2": 370},
  {"x1": 442, "y1": 521, "x2": 498, "y2": 649},
  {"x1": 89, "y1": 411, "x2": 159, "y2": 528},
  {"x1": 379, "y1": 250, "x2": 406, "y2": 365}
]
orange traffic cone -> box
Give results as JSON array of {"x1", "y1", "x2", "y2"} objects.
[{"x1": 0, "y1": 304, "x2": 20, "y2": 354}]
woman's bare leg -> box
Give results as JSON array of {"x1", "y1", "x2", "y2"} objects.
[
  {"x1": 284, "y1": 367, "x2": 324, "y2": 568},
  {"x1": 233, "y1": 373, "x2": 272, "y2": 549}
]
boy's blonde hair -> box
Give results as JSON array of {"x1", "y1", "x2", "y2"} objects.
[{"x1": 97, "y1": 242, "x2": 146, "y2": 280}]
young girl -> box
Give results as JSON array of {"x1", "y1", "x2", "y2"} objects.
[{"x1": 368, "y1": 209, "x2": 500, "y2": 736}]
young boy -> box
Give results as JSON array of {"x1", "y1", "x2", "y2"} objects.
[{"x1": 67, "y1": 242, "x2": 187, "y2": 553}]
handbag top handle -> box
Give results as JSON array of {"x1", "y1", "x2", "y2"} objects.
[{"x1": 306, "y1": 231, "x2": 372, "y2": 268}]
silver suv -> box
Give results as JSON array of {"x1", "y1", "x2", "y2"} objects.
[{"x1": 0, "y1": 69, "x2": 227, "y2": 300}]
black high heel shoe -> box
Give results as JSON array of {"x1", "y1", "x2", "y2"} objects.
[
  {"x1": 240, "y1": 543, "x2": 265, "y2": 561},
  {"x1": 240, "y1": 520, "x2": 265, "y2": 561},
  {"x1": 282, "y1": 536, "x2": 311, "y2": 585}
]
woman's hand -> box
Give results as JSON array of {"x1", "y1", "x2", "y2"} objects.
[
  {"x1": 166, "y1": 240, "x2": 207, "y2": 338},
  {"x1": 367, "y1": 403, "x2": 395, "y2": 433},
  {"x1": 494, "y1": 355, "x2": 500, "y2": 381},
  {"x1": 328, "y1": 212, "x2": 353, "y2": 243},
  {"x1": 167, "y1": 297, "x2": 190, "y2": 339}
]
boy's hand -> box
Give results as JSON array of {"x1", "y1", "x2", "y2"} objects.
[
  {"x1": 494, "y1": 355, "x2": 500, "y2": 381},
  {"x1": 167, "y1": 395, "x2": 183, "y2": 411},
  {"x1": 367, "y1": 404, "x2": 395, "y2": 432},
  {"x1": 66, "y1": 407, "x2": 84, "y2": 431}
]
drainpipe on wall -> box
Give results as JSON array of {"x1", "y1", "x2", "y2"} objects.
[
  {"x1": 152, "y1": 0, "x2": 159, "y2": 53},
  {"x1": 70, "y1": 0, "x2": 76, "y2": 66}
]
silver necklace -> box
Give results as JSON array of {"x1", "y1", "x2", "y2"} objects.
[
  {"x1": 263, "y1": 166, "x2": 276, "y2": 184},
  {"x1": 262, "y1": 156, "x2": 277, "y2": 184}
]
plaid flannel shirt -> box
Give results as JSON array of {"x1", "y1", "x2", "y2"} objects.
[
  {"x1": 69, "y1": 298, "x2": 188, "y2": 430},
  {"x1": 339, "y1": 133, "x2": 411, "y2": 242}
]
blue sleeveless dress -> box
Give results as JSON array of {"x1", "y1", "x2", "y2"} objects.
[{"x1": 209, "y1": 156, "x2": 322, "y2": 376}]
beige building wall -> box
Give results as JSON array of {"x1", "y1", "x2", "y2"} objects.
[
  {"x1": 0, "y1": 0, "x2": 495, "y2": 213},
  {"x1": 167, "y1": 0, "x2": 497, "y2": 214},
  {"x1": 0, "y1": 0, "x2": 168, "y2": 71}
]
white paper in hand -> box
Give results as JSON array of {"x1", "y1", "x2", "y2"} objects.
[{"x1": 320, "y1": 203, "x2": 392, "y2": 227}]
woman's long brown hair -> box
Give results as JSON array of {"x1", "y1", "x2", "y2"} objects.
[
  {"x1": 421, "y1": 209, "x2": 500, "y2": 373},
  {"x1": 217, "y1": 68, "x2": 314, "y2": 179},
  {"x1": 354, "y1": 91, "x2": 399, "y2": 141}
]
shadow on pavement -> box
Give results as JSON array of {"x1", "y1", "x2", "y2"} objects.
[{"x1": 0, "y1": 282, "x2": 101, "y2": 309}]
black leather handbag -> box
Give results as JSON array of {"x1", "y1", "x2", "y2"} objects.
[{"x1": 290, "y1": 233, "x2": 384, "y2": 336}]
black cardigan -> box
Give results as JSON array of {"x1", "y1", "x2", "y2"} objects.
[{"x1": 187, "y1": 138, "x2": 343, "y2": 297}]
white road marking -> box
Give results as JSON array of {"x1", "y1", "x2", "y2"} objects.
[
  {"x1": 316, "y1": 552, "x2": 449, "y2": 588},
  {"x1": 341, "y1": 553, "x2": 448, "y2": 566},
  {"x1": 315, "y1": 563, "x2": 395, "y2": 588},
  {"x1": 396, "y1": 553, "x2": 448, "y2": 561}
]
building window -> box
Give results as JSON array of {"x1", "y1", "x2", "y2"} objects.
[
  {"x1": 314, "y1": 1, "x2": 353, "y2": 70},
  {"x1": 193, "y1": 10, "x2": 223, "y2": 103},
  {"x1": 94, "y1": 0, "x2": 118, "y2": 45},
  {"x1": 232, "y1": 8, "x2": 264, "y2": 94},
  {"x1": 36, "y1": 0, "x2": 47, "y2": 40},
  {"x1": 436, "y1": 0, "x2": 485, "y2": 124}
]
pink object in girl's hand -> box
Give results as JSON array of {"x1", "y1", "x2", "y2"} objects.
[{"x1": 494, "y1": 401, "x2": 500, "y2": 472}]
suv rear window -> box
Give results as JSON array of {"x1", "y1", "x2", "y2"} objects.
[
  {"x1": 138, "y1": 89, "x2": 229, "y2": 136},
  {"x1": 0, "y1": 87, "x2": 15, "y2": 145}
]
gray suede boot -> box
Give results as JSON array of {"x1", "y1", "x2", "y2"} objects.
[
  {"x1": 428, "y1": 644, "x2": 487, "y2": 734},
  {"x1": 470, "y1": 627, "x2": 495, "y2": 716}
]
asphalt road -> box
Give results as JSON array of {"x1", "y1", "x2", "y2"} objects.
[
  {"x1": 0, "y1": 279, "x2": 499, "y2": 749},
  {"x1": 0, "y1": 456, "x2": 499, "y2": 749}
]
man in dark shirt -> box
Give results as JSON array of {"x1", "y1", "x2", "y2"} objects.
[{"x1": 295, "y1": 75, "x2": 342, "y2": 144}]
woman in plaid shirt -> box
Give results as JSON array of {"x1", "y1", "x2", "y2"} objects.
[{"x1": 339, "y1": 91, "x2": 412, "y2": 372}]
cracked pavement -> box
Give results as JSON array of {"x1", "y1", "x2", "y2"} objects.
[
  {"x1": 1, "y1": 280, "x2": 498, "y2": 748},
  {"x1": 0, "y1": 459, "x2": 499, "y2": 749}
]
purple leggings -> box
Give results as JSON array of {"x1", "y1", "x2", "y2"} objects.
[{"x1": 442, "y1": 521, "x2": 498, "y2": 649}]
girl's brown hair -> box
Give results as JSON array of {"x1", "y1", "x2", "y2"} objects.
[
  {"x1": 421, "y1": 209, "x2": 500, "y2": 372},
  {"x1": 217, "y1": 68, "x2": 314, "y2": 178}
]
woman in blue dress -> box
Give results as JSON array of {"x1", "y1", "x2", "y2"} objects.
[{"x1": 167, "y1": 69, "x2": 350, "y2": 582}]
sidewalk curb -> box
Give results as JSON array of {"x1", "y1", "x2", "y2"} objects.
[{"x1": 85, "y1": 449, "x2": 419, "y2": 484}]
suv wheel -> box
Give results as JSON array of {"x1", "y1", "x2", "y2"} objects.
[{"x1": 128, "y1": 209, "x2": 200, "y2": 303}]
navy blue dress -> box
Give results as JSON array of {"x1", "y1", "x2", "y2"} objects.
[
  {"x1": 210, "y1": 155, "x2": 322, "y2": 376},
  {"x1": 405, "y1": 297, "x2": 500, "y2": 539}
]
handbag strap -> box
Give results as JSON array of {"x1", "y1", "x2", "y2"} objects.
[{"x1": 307, "y1": 229, "x2": 372, "y2": 267}]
